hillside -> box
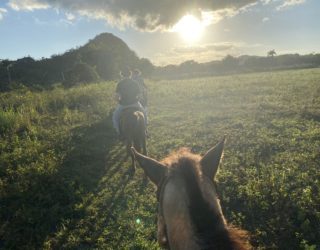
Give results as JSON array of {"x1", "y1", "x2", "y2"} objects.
[
  {"x1": 0, "y1": 68, "x2": 319, "y2": 249},
  {"x1": 0, "y1": 33, "x2": 154, "y2": 90}
]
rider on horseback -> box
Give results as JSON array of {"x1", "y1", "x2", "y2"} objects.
[
  {"x1": 132, "y1": 68, "x2": 148, "y2": 109},
  {"x1": 112, "y1": 68, "x2": 147, "y2": 138}
]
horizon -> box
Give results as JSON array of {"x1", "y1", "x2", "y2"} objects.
[
  {"x1": 1, "y1": 32, "x2": 318, "y2": 66},
  {"x1": 0, "y1": 0, "x2": 320, "y2": 66}
]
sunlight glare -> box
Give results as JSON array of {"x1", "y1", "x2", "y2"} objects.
[{"x1": 172, "y1": 15, "x2": 205, "y2": 43}]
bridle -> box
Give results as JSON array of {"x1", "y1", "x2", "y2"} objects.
[{"x1": 156, "y1": 174, "x2": 170, "y2": 202}]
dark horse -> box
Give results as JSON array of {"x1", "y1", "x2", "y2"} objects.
[
  {"x1": 120, "y1": 106, "x2": 147, "y2": 172},
  {"x1": 132, "y1": 138, "x2": 251, "y2": 250}
]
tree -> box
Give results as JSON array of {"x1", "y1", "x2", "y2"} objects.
[
  {"x1": 268, "y1": 50, "x2": 276, "y2": 57},
  {"x1": 7, "y1": 64, "x2": 12, "y2": 84},
  {"x1": 221, "y1": 55, "x2": 238, "y2": 72},
  {"x1": 64, "y1": 62, "x2": 100, "y2": 87}
]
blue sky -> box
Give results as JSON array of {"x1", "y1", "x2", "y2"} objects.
[{"x1": 0, "y1": 0, "x2": 319, "y2": 65}]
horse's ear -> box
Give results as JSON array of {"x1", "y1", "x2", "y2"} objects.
[
  {"x1": 200, "y1": 136, "x2": 226, "y2": 179},
  {"x1": 131, "y1": 147, "x2": 166, "y2": 186}
]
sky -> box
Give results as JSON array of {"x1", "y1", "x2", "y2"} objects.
[{"x1": 0, "y1": 0, "x2": 319, "y2": 66}]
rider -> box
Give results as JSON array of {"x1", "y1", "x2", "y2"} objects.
[
  {"x1": 112, "y1": 67, "x2": 147, "y2": 138},
  {"x1": 131, "y1": 69, "x2": 147, "y2": 108}
]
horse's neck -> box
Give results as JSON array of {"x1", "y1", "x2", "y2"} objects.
[
  {"x1": 161, "y1": 179, "x2": 197, "y2": 249},
  {"x1": 161, "y1": 175, "x2": 233, "y2": 249}
]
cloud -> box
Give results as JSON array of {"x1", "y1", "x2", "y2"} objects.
[
  {"x1": 8, "y1": 0, "x2": 50, "y2": 11},
  {"x1": 0, "y1": 8, "x2": 7, "y2": 21},
  {"x1": 65, "y1": 12, "x2": 76, "y2": 22},
  {"x1": 262, "y1": 17, "x2": 270, "y2": 22},
  {"x1": 276, "y1": 0, "x2": 306, "y2": 10},
  {"x1": 154, "y1": 42, "x2": 245, "y2": 65},
  {"x1": 153, "y1": 41, "x2": 267, "y2": 65},
  {"x1": 6, "y1": 0, "x2": 259, "y2": 31},
  {"x1": 173, "y1": 43, "x2": 235, "y2": 54},
  {"x1": 261, "y1": 0, "x2": 278, "y2": 4}
]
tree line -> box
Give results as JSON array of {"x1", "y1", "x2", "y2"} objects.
[
  {"x1": 1, "y1": 32, "x2": 320, "y2": 91},
  {"x1": 152, "y1": 53, "x2": 320, "y2": 79}
]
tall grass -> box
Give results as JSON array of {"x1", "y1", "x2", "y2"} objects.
[
  {"x1": 0, "y1": 109, "x2": 16, "y2": 135},
  {"x1": 1, "y1": 69, "x2": 320, "y2": 249}
]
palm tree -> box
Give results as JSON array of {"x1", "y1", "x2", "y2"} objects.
[{"x1": 267, "y1": 49, "x2": 276, "y2": 57}]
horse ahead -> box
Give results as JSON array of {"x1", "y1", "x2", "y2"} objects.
[
  {"x1": 132, "y1": 138, "x2": 251, "y2": 250},
  {"x1": 120, "y1": 106, "x2": 146, "y2": 172}
]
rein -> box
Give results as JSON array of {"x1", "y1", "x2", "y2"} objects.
[
  {"x1": 156, "y1": 175, "x2": 169, "y2": 202},
  {"x1": 155, "y1": 174, "x2": 172, "y2": 248}
]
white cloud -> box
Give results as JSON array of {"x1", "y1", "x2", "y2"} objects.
[
  {"x1": 261, "y1": 0, "x2": 278, "y2": 4},
  {"x1": 173, "y1": 43, "x2": 236, "y2": 54},
  {"x1": 33, "y1": 16, "x2": 48, "y2": 25},
  {"x1": 8, "y1": 0, "x2": 50, "y2": 11},
  {"x1": 276, "y1": 0, "x2": 306, "y2": 10},
  {"x1": 6, "y1": 0, "x2": 260, "y2": 31},
  {"x1": 55, "y1": 12, "x2": 77, "y2": 26},
  {"x1": 0, "y1": 8, "x2": 7, "y2": 21},
  {"x1": 262, "y1": 17, "x2": 270, "y2": 22},
  {"x1": 65, "y1": 12, "x2": 75, "y2": 22},
  {"x1": 153, "y1": 42, "x2": 254, "y2": 65}
]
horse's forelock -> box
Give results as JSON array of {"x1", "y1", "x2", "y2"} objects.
[{"x1": 160, "y1": 147, "x2": 201, "y2": 167}]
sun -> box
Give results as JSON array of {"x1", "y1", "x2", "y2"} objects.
[{"x1": 172, "y1": 15, "x2": 205, "y2": 43}]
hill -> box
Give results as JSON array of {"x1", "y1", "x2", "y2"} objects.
[
  {"x1": 0, "y1": 33, "x2": 154, "y2": 90},
  {"x1": 0, "y1": 68, "x2": 319, "y2": 249}
]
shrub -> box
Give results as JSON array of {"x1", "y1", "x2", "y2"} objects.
[
  {"x1": 63, "y1": 63, "x2": 100, "y2": 87},
  {"x1": 0, "y1": 109, "x2": 16, "y2": 136}
]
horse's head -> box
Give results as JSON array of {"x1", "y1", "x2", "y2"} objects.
[{"x1": 131, "y1": 137, "x2": 251, "y2": 249}]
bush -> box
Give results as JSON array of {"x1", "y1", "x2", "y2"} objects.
[
  {"x1": 0, "y1": 109, "x2": 16, "y2": 136},
  {"x1": 63, "y1": 62, "x2": 100, "y2": 87}
]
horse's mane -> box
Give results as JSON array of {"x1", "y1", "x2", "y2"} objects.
[
  {"x1": 161, "y1": 148, "x2": 250, "y2": 250},
  {"x1": 160, "y1": 147, "x2": 201, "y2": 166}
]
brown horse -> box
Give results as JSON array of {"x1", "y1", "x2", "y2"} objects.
[
  {"x1": 131, "y1": 138, "x2": 251, "y2": 250},
  {"x1": 120, "y1": 106, "x2": 146, "y2": 172}
]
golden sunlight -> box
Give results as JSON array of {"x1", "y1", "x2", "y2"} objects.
[{"x1": 172, "y1": 15, "x2": 205, "y2": 43}]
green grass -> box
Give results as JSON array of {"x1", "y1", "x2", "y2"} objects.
[{"x1": 0, "y1": 68, "x2": 319, "y2": 249}]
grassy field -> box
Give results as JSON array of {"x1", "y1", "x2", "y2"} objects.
[{"x1": 0, "y1": 68, "x2": 319, "y2": 249}]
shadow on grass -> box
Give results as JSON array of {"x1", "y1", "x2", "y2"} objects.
[
  {"x1": 0, "y1": 114, "x2": 125, "y2": 249},
  {"x1": 46, "y1": 163, "x2": 135, "y2": 249},
  {"x1": 48, "y1": 150, "x2": 150, "y2": 248}
]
